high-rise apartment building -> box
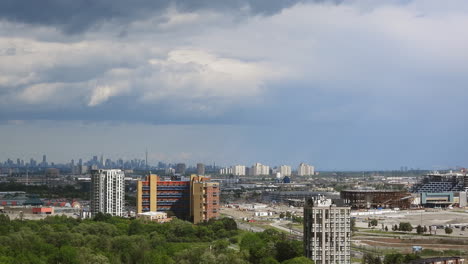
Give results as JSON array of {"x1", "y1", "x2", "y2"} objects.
[
  {"x1": 90, "y1": 169, "x2": 125, "y2": 217},
  {"x1": 279, "y1": 165, "x2": 292, "y2": 176},
  {"x1": 219, "y1": 167, "x2": 233, "y2": 175},
  {"x1": 304, "y1": 196, "x2": 351, "y2": 264},
  {"x1": 191, "y1": 176, "x2": 220, "y2": 224},
  {"x1": 251, "y1": 163, "x2": 270, "y2": 176},
  {"x1": 137, "y1": 174, "x2": 219, "y2": 224},
  {"x1": 298, "y1": 163, "x2": 315, "y2": 176},
  {"x1": 197, "y1": 163, "x2": 205, "y2": 175},
  {"x1": 233, "y1": 165, "x2": 246, "y2": 176}
]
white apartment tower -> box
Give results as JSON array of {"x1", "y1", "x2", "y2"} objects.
[
  {"x1": 251, "y1": 163, "x2": 270, "y2": 176},
  {"x1": 279, "y1": 165, "x2": 292, "y2": 176},
  {"x1": 233, "y1": 165, "x2": 246, "y2": 176},
  {"x1": 304, "y1": 196, "x2": 351, "y2": 264},
  {"x1": 91, "y1": 169, "x2": 125, "y2": 217},
  {"x1": 298, "y1": 163, "x2": 315, "y2": 176}
]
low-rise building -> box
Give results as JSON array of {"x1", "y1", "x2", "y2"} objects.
[{"x1": 137, "y1": 211, "x2": 171, "y2": 223}]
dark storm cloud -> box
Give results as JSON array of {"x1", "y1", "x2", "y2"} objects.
[{"x1": 0, "y1": 0, "x2": 340, "y2": 33}]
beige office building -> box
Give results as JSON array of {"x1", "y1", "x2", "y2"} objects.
[{"x1": 304, "y1": 196, "x2": 351, "y2": 264}]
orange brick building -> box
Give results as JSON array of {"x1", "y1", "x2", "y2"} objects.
[{"x1": 137, "y1": 174, "x2": 219, "y2": 224}]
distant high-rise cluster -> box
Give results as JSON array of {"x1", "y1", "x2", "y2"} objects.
[{"x1": 218, "y1": 163, "x2": 315, "y2": 177}]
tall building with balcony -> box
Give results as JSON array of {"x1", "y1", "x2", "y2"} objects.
[
  {"x1": 233, "y1": 165, "x2": 246, "y2": 176},
  {"x1": 90, "y1": 169, "x2": 125, "y2": 217},
  {"x1": 191, "y1": 175, "x2": 220, "y2": 224},
  {"x1": 137, "y1": 174, "x2": 219, "y2": 223},
  {"x1": 251, "y1": 163, "x2": 270, "y2": 176},
  {"x1": 298, "y1": 163, "x2": 315, "y2": 176},
  {"x1": 219, "y1": 167, "x2": 233, "y2": 175},
  {"x1": 279, "y1": 165, "x2": 292, "y2": 176},
  {"x1": 304, "y1": 196, "x2": 351, "y2": 264}
]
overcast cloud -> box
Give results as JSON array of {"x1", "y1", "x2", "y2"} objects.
[{"x1": 1, "y1": 0, "x2": 467, "y2": 170}]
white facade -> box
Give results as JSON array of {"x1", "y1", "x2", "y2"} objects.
[
  {"x1": 233, "y1": 165, "x2": 246, "y2": 176},
  {"x1": 91, "y1": 169, "x2": 125, "y2": 217},
  {"x1": 219, "y1": 167, "x2": 233, "y2": 175},
  {"x1": 298, "y1": 163, "x2": 315, "y2": 176},
  {"x1": 279, "y1": 165, "x2": 292, "y2": 176},
  {"x1": 251, "y1": 163, "x2": 270, "y2": 176},
  {"x1": 304, "y1": 197, "x2": 351, "y2": 264}
]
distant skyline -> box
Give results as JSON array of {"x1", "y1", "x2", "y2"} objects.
[{"x1": 1, "y1": 1, "x2": 468, "y2": 170}]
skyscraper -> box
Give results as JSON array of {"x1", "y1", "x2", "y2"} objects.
[
  {"x1": 42, "y1": 154, "x2": 48, "y2": 167},
  {"x1": 91, "y1": 169, "x2": 125, "y2": 217},
  {"x1": 197, "y1": 163, "x2": 205, "y2": 175},
  {"x1": 304, "y1": 196, "x2": 351, "y2": 264}
]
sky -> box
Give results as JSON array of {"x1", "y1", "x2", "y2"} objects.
[{"x1": 1, "y1": 0, "x2": 468, "y2": 170}]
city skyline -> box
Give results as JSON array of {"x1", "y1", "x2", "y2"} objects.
[{"x1": 1, "y1": 1, "x2": 468, "y2": 170}]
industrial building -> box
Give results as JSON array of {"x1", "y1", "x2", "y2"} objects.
[
  {"x1": 412, "y1": 171, "x2": 467, "y2": 193},
  {"x1": 304, "y1": 196, "x2": 351, "y2": 264},
  {"x1": 90, "y1": 169, "x2": 125, "y2": 217},
  {"x1": 340, "y1": 190, "x2": 413, "y2": 209},
  {"x1": 137, "y1": 174, "x2": 220, "y2": 224}
]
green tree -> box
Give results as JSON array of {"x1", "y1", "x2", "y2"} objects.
[
  {"x1": 240, "y1": 233, "x2": 270, "y2": 264},
  {"x1": 399, "y1": 222, "x2": 413, "y2": 232},
  {"x1": 370, "y1": 219, "x2": 378, "y2": 227},
  {"x1": 351, "y1": 218, "x2": 357, "y2": 232},
  {"x1": 383, "y1": 253, "x2": 404, "y2": 264},
  {"x1": 416, "y1": 225, "x2": 424, "y2": 235},
  {"x1": 275, "y1": 240, "x2": 302, "y2": 262},
  {"x1": 362, "y1": 253, "x2": 382, "y2": 264},
  {"x1": 281, "y1": 256, "x2": 314, "y2": 264},
  {"x1": 445, "y1": 227, "x2": 453, "y2": 234},
  {"x1": 128, "y1": 220, "x2": 144, "y2": 236}
]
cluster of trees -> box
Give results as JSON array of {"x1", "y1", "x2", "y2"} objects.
[
  {"x1": 239, "y1": 229, "x2": 312, "y2": 264},
  {"x1": 362, "y1": 253, "x2": 420, "y2": 264},
  {"x1": 368, "y1": 219, "x2": 378, "y2": 228},
  {"x1": 415, "y1": 225, "x2": 428, "y2": 234},
  {"x1": 391, "y1": 222, "x2": 413, "y2": 232},
  {"x1": 0, "y1": 214, "x2": 307, "y2": 264}
]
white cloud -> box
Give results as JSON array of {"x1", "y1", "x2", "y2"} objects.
[{"x1": 0, "y1": 1, "x2": 467, "y2": 120}]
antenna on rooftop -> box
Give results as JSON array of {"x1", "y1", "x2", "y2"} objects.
[{"x1": 145, "y1": 149, "x2": 148, "y2": 175}]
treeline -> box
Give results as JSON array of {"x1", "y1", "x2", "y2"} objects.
[
  {"x1": 0, "y1": 182, "x2": 89, "y2": 200},
  {"x1": 0, "y1": 214, "x2": 310, "y2": 264},
  {"x1": 362, "y1": 252, "x2": 420, "y2": 264}
]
